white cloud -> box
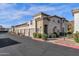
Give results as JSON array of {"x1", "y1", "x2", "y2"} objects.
[
  {"x1": 25, "y1": 4, "x2": 71, "y2": 15},
  {"x1": 28, "y1": 6, "x2": 55, "y2": 12},
  {"x1": 0, "y1": 3, "x2": 16, "y2": 10},
  {"x1": 0, "y1": 3, "x2": 72, "y2": 27},
  {"x1": 0, "y1": 3, "x2": 70, "y2": 21}
]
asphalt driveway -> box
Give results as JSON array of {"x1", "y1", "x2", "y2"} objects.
[{"x1": 0, "y1": 32, "x2": 79, "y2": 56}]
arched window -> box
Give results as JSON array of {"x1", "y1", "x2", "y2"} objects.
[
  {"x1": 58, "y1": 20, "x2": 60, "y2": 23},
  {"x1": 53, "y1": 26, "x2": 57, "y2": 32},
  {"x1": 62, "y1": 27, "x2": 64, "y2": 32}
]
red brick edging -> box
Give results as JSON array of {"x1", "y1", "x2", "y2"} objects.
[
  {"x1": 54, "y1": 43, "x2": 79, "y2": 49},
  {"x1": 32, "y1": 38, "x2": 45, "y2": 42}
]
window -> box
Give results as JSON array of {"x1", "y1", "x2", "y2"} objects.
[
  {"x1": 44, "y1": 25, "x2": 48, "y2": 34},
  {"x1": 63, "y1": 20, "x2": 64, "y2": 23},
  {"x1": 30, "y1": 20, "x2": 32, "y2": 25},
  {"x1": 53, "y1": 26, "x2": 57, "y2": 32},
  {"x1": 53, "y1": 20, "x2": 55, "y2": 22},
  {"x1": 62, "y1": 27, "x2": 64, "y2": 32},
  {"x1": 58, "y1": 20, "x2": 60, "y2": 23}
]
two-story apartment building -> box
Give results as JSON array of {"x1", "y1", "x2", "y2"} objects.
[{"x1": 10, "y1": 12, "x2": 68, "y2": 37}]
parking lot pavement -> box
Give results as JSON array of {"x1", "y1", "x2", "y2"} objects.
[{"x1": 0, "y1": 32, "x2": 79, "y2": 56}]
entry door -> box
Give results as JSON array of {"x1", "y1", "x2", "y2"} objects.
[{"x1": 44, "y1": 25, "x2": 48, "y2": 34}]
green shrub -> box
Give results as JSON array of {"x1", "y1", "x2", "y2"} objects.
[
  {"x1": 50, "y1": 33, "x2": 56, "y2": 38},
  {"x1": 74, "y1": 38, "x2": 79, "y2": 43},
  {"x1": 73, "y1": 31, "x2": 79, "y2": 43},
  {"x1": 33, "y1": 33, "x2": 42, "y2": 38},
  {"x1": 37, "y1": 33, "x2": 42, "y2": 38},
  {"x1": 53, "y1": 32, "x2": 59, "y2": 37},
  {"x1": 33, "y1": 33, "x2": 37, "y2": 38},
  {"x1": 41, "y1": 34, "x2": 48, "y2": 40}
]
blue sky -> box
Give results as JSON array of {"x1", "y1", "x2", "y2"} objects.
[{"x1": 0, "y1": 3, "x2": 79, "y2": 28}]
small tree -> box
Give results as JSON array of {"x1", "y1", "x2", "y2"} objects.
[
  {"x1": 41, "y1": 34, "x2": 48, "y2": 40},
  {"x1": 37, "y1": 33, "x2": 42, "y2": 38},
  {"x1": 33, "y1": 33, "x2": 37, "y2": 38},
  {"x1": 73, "y1": 31, "x2": 79, "y2": 43},
  {"x1": 53, "y1": 32, "x2": 59, "y2": 37}
]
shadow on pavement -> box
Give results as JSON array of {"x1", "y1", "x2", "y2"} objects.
[
  {"x1": 0, "y1": 38, "x2": 20, "y2": 48},
  {"x1": 0, "y1": 31, "x2": 8, "y2": 34}
]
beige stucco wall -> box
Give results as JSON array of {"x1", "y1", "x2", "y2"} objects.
[
  {"x1": 42, "y1": 17, "x2": 68, "y2": 36},
  {"x1": 14, "y1": 25, "x2": 27, "y2": 35},
  {"x1": 36, "y1": 19, "x2": 43, "y2": 34},
  {"x1": 28, "y1": 20, "x2": 36, "y2": 37},
  {"x1": 73, "y1": 12, "x2": 79, "y2": 33},
  {"x1": 34, "y1": 15, "x2": 49, "y2": 34},
  {"x1": 48, "y1": 17, "x2": 61, "y2": 35},
  {"x1": 34, "y1": 14, "x2": 44, "y2": 34}
]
